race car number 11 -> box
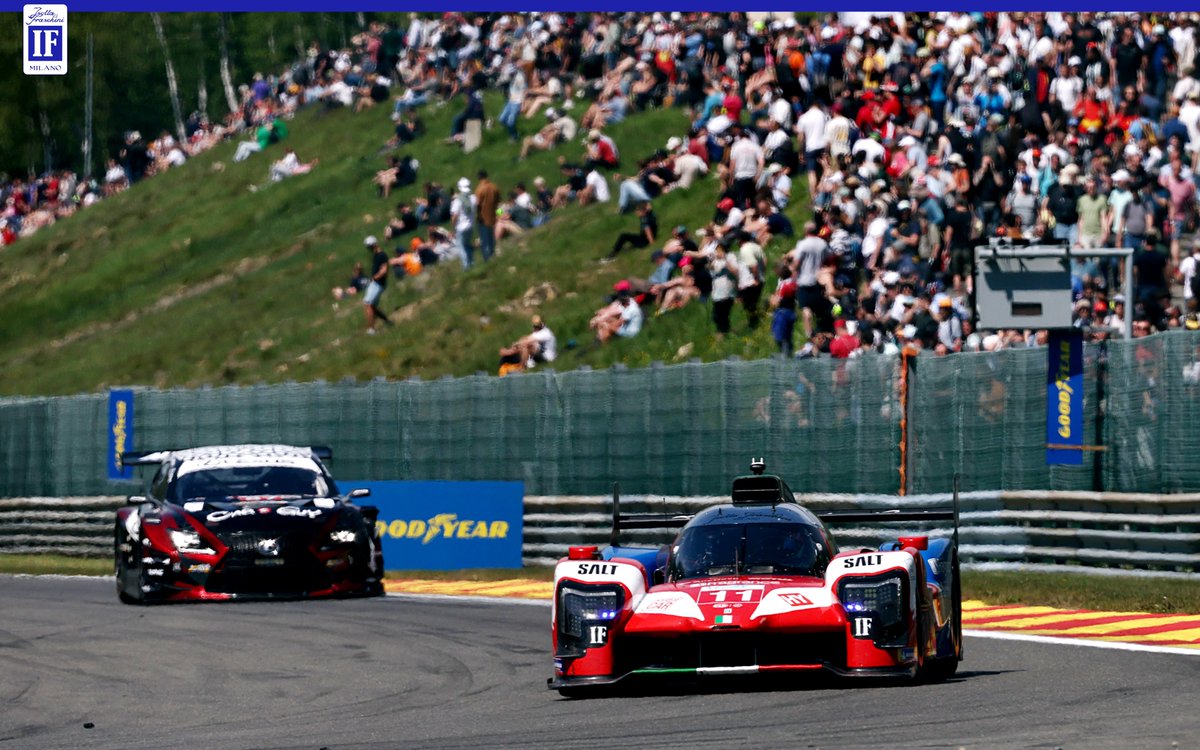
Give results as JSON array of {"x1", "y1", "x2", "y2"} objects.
[{"x1": 699, "y1": 588, "x2": 762, "y2": 604}]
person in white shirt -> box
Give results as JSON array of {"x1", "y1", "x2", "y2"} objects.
[
  {"x1": 673, "y1": 151, "x2": 709, "y2": 189},
  {"x1": 450, "y1": 177, "x2": 478, "y2": 268},
  {"x1": 580, "y1": 168, "x2": 611, "y2": 204},
  {"x1": 1181, "y1": 246, "x2": 1200, "y2": 311},
  {"x1": 499, "y1": 314, "x2": 558, "y2": 369},
  {"x1": 796, "y1": 101, "x2": 830, "y2": 196},
  {"x1": 766, "y1": 163, "x2": 792, "y2": 209},
  {"x1": 728, "y1": 126, "x2": 764, "y2": 208}
]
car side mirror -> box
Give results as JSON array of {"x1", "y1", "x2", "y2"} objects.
[
  {"x1": 348, "y1": 488, "x2": 371, "y2": 499},
  {"x1": 125, "y1": 495, "x2": 147, "y2": 506}
]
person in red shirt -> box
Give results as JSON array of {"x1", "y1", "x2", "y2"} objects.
[
  {"x1": 829, "y1": 319, "x2": 859, "y2": 358},
  {"x1": 721, "y1": 83, "x2": 743, "y2": 123}
]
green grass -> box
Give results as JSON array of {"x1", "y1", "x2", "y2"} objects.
[
  {"x1": 962, "y1": 570, "x2": 1200, "y2": 615},
  {"x1": 0, "y1": 554, "x2": 114, "y2": 576},
  {"x1": 0, "y1": 95, "x2": 810, "y2": 397},
  {"x1": 5, "y1": 555, "x2": 1199, "y2": 614}
]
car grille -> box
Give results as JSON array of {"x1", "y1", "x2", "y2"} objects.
[
  {"x1": 205, "y1": 530, "x2": 322, "y2": 595},
  {"x1": 619, "y1": 632, "x2": 845, "y2": 671}
]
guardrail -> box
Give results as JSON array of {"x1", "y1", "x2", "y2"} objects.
[
  {"x1": 525, "y1": 492, "x2": 1200, "y2": 578},
  {"x1": 2, "y1": 493, "x2": 1198, "y2": 579}
]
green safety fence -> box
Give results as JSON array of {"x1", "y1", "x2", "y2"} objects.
[{"x1": 2, "y1": 330, "x2": 1197, "y2": 498}]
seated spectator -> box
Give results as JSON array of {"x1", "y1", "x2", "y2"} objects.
[
  {"x1": 584, "y1": 129, "x2": 620, "y2": 170},
  {"x1": 606, "y1": 202, "x2": 657, "y2": 260},
  {"x1": 494, "y1": 200, "x2": 526, "y2": 240},
  {"x1": 578, "y1": 168, "x2": 611, "y2": 206},
  {"x1": 385, "y1": 115, "x2": 424, "y2": 149},
  {"x1": 388, "y1": 244, "x2": 423, "y2": 278},
  {"x1": 332, "y1": 261, "x2": 369, "y2": 300},
  {"x1": 498, "y1": 315, "x2": 558, "y2": 374},
  {"x1": 268, "y1": 147, "x2": 318, "y2": 182},
  {"x1": 519, "y1": 108, "x2": 578, "y2": 160},
  {"x1": 654, "y1": 260, "x2": 701, "y2": 313},
  {"x1": 103, "y1": 159, "x2": 128, "y2": 196},
  {"x1": 551, "y1": 160, "x2": 589, "y2": 208},
  {"x1": 353, "y1": 72, "x2": 391, "y2": 113},
  {"x1": 447, "y1": 85, "x2": 485, "y2": 145},
  {"x1": 614, "y1": 171, "x2": 653, "y2": 214},
  {"x1": 521, "y1": 69, "x2": 565, "y2": 118}
]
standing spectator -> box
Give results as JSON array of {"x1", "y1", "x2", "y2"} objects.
[
  {"x1": 793, "y1": 221, "x2": 829, "y2": 339},
  {"x1": 770, "y1": 265, "x2": 798, "y2": 356},
  {"x1": 728, "y1": 125, "x2": 764, "y2": 208},
  {"x1": 362, "y1": 236, "x2": 391, "y2": 334},
  {"x1": 451, "y1": 177, "x2": 477, "y2": 269},
  {"x1": 710, "y1": 240, "x2": 739, "y2": 338},
  {"x1": 737, "y1": 233, "x2": 767, "y2": 330},
  {"x1": 796, "y1": 99, "x2": 830, "y2": 198},
  {"x1": 1076, "y1": 176, "x2": 1108, "y2": 249},
  {"x1": 474, "y1": 170, "x2": 501, "y2": 263},
  {"x1": 498, "y1": 66, "x2": 528, "y2": 142},
  {"x1": 1159, "y1": 157, "x2": 1197, "y2": 268},
  {"x1": 1181, "y1": 244, "x2": 1200, "y2": 312}
]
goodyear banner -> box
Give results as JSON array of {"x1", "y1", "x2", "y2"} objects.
[
  {"x1": 107, "y1": 389, "x2": 135, "y2": 480},
  {"x1": 347, "y1": 481, "x2": 523, "y2": 569},
  {"x1": 1046, "y1": 330, "x2": 1084, "y2": 465}
]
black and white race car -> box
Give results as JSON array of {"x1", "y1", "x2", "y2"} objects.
[{"x1": 114, "y1": 444, "x2": 384, "y2": 603}]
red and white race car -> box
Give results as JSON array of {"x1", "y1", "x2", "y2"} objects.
[{"x1": 549, "y1": 460, "x2": 962, "y2": 695}]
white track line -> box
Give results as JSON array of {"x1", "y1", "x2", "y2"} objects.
[
  {"x1": 963, "y1": 628, "x2": 1200, "y2": 657},
  {"x1": 384, "y1": 591, "x2": 549, "y2": 607}
]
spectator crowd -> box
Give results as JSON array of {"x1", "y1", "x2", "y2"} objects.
[{"x1": 9, "y1": 12, "x2": 1200, "y2": 373}]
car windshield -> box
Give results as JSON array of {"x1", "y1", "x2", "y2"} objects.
[
  {"x1": 174, "y1": 466, "x2": 333, "y2": 502},
  {"x1": 669, "y1": 522, "x2": 828, "y2": 580}
]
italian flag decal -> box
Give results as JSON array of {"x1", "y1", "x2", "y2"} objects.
[{"x1": 715, "y1": 614, "x2": 733, "y2": 624}]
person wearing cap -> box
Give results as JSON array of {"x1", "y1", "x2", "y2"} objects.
[
  {"x1": 518, "y1": 107, "x2": 577, "y2": 160},
  {"x1": 450, "y1": 177, "x2": 477, "y2": 269},
  {"x1": 498, "y1": 314, "x2": 557, "y2": 373},
  {"x1": 1044, "y1": 163, "x2": 1082, "y2": 245},
  {"x1": 362, "y1": 236, "x2": 391, "y2": 335},
  {"x1": 1107, "y1": 169, "x2": 1134, "y2": 247},
  {"x1": 585, "y1": 129, "x2": 620, "y2": 171}
]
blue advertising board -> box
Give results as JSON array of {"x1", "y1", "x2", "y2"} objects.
[
  {"x1": 107, "y1": 389, "x2": 135, "y2": 480},
  {"x1": 1046, "y1": 330, "x2": 1083, "y2": 466},
  {"x1": 346, "y1": 481, "x2": 523, "y2": 570}
]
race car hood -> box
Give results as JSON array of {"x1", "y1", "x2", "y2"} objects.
[
  {"x1": 624, "y1": 575, "x2": 845, "y2": 634},
  {"x1": 180, "y1": 497, "x2": 340, "y2": 533}
]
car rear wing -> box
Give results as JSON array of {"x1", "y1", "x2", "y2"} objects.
[
  {"x1": 118, "y1": 445, "x2": 334, "y2": 468},
  {"x1": 609, "y1": 483, "x2": 692, "y2": 548},
  {"x1": 816, "y1": 475, "x2": 961, "y2": 550},
  {"x1": 118, "y1": 450, "x2": 173, "y2": 468}
]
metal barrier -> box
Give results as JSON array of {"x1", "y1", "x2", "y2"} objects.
[{"x1": 4, "y1": 492, "x2": 1198, "y2": 578}]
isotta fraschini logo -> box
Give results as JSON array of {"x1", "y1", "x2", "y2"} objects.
[{"x1": 23, "y1": 5, "x2": 68, "y2": 76}]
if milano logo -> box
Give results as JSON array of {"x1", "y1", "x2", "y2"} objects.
[{"x1": 23, "y1": 5, "x2": 67, "y2": 76}]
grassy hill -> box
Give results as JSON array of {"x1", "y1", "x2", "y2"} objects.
[{"x1": 0, "y1": 95, "x2": 811, "y2": 397}]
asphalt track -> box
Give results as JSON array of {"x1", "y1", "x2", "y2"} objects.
[{"x1": 2, "y1": 576, "x2": 1198, "y2": 750}]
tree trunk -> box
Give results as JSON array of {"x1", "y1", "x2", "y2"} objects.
[
  {"x1": 83, "y1": 32, "x2": 94, "y2": 178},
  {"x1": 217, "y1": 13, "x2": 238, "y2": 116},
  {"x1": 151, "y1": 12, "x2": 187, "y2": 144}
]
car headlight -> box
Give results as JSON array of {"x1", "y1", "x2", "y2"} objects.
[
  {"x1": 328, "y1": 529, "x2": 358, "y2": 544},
  {"x1": 169, "y1": 528, "x2": 214, "y2": 555},
  {"x1": 840, "y1": 575, "x2": 905, "y2": 628},
  {"x1": 558, "y1": 583, "x2": 623, "y2": 642}
]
